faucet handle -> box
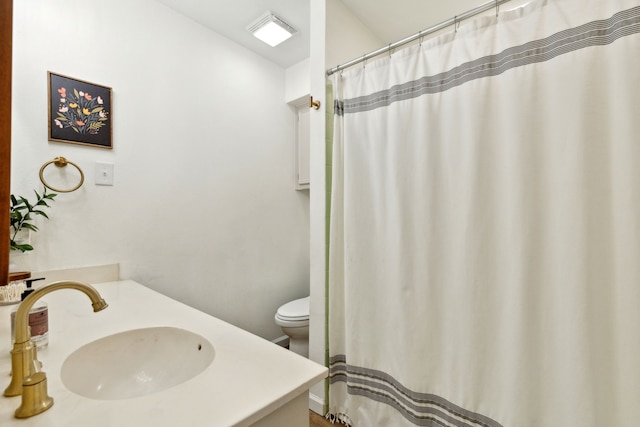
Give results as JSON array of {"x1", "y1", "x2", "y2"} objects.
[{"x1": 14, "y1": 372, "x2": 54, "y2": 418}]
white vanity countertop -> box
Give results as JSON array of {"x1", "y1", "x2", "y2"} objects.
[{"x1": 0, "y1": 280, "x2": 327, "y2": 426}]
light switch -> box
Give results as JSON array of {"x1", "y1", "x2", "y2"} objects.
[{"x1": 95, "y1": 161, "x2": 114, "y2": 186}]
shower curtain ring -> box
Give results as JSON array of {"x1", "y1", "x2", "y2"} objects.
[
  {"x1": 495, "y1": 0, "x2": 500, "y2": 17},
  {"x1": 454, "y1": 15, "x2": 460, "y2": 32}
]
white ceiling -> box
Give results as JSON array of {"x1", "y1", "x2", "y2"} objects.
[
  {"x1": 154, "y1": 0, "x2": 524, "y2": 69},
  {"x1": 155, "y1": 0, "x2": 311, "y2": 68}
]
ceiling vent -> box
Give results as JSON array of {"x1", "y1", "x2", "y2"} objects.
[{"x1": 248, "y1": 12, "x2": 296, "y2": 47}]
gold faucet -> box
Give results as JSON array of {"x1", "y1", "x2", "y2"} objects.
[{"x1": 3, "y1": 280, "x2": 108, "y2": 418}]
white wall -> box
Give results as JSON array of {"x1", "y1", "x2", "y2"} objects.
[
  {"x1": 325, "y1": 0, "x2": 383, "y2": 68},
  {"x1": 11, "y1": 0, "x2": 310, "y2": 340}
]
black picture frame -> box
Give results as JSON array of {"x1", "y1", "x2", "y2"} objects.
[{"x1": 48, "y1": 71, "x2": 112, "y2": 149}]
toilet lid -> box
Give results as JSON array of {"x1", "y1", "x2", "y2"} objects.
[{"x1": 276, "y1": 296, "x2": 310, "y2": 320}]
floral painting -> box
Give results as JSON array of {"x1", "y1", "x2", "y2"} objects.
[{"x1": 48, "y1": 72, "x2": 112, "y2": 149}]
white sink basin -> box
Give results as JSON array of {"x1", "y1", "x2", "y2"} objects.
[{"x1": 61, "y1": 327, "x2": 215, "y2": 400}]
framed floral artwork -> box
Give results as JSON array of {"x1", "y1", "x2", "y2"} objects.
[{"x1": 48, "y1": 71, "x2": 112, "y2": 149}]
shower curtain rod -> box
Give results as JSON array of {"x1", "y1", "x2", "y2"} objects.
[{"x1": 326, "y1": 0, "x2": 514, "y2": 76}]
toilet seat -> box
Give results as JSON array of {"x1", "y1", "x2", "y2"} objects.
[
  {"x1": 275, "y1": 296, "x2": 310, "y2": 327},
  {"x1": 274, "y1": 316, "x2": 309, "y2": 328}
]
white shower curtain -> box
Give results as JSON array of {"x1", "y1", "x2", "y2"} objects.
[{"x1": 328, "y1": 0, "x2": 640, "y2": 426}]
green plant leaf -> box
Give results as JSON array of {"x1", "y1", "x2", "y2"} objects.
[
  {"x1": 21, "y1": 222, "x2": 38, "y2": 231},
  {"x1": 36, "y1": 196, "x2": 53, "y2": 206},
  {"x1": 32, "y1": 210, "x2": 49, "y2": 219},
  {"x1": 10, "y1": 242, "x2": 34, "y2": 252}
]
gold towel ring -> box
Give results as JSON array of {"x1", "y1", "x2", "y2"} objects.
[{"x1": 39, "y1": 156, "x2": 85, "y2": 193}]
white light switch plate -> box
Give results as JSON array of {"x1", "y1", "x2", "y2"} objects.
[{"x1": 95, "y1": 162, "x2": 114, "y2": 186}]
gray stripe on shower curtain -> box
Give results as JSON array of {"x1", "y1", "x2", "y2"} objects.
[
  {"x1": 330, "y1": 356, "x2": 504, "y2": 427},
  {"x1": 335, "y1": 6, "x2": 640, "y2": 115}
]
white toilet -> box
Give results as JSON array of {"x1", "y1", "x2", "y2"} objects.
[{"x1": 275, "y1": 296, "x2": 310, "y2": 357}]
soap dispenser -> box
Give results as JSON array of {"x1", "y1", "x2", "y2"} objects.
[{"x1": 10, "y1": 277, "x2": 48, "y2": 350}]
